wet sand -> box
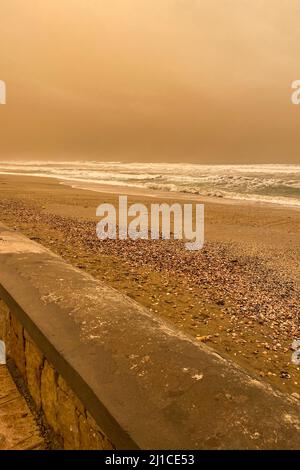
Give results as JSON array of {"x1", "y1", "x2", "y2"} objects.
[{"x1": 0, "y1": 174, "x2": 300, "y2": 397}]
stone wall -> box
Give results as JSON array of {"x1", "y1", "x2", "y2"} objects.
[{"x1": 0, "y1": 298, "x2": 113, "y2": 450}]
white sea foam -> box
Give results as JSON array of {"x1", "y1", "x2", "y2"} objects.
[{"x1": 0, "y1": 161, "x2": 300, "y2": 207}]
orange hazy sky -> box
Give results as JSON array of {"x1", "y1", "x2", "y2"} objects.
[{"x1": 0, "y1": 0, "x2": 300, "y2": 163}]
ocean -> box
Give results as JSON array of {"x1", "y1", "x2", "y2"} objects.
[{"x1": 0, "y1": 161, "x2": 300, "y2": 207}]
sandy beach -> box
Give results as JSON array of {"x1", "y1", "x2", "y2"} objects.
[{"x1": 0, "y1": 174, "x2": 300, "y2": 397}]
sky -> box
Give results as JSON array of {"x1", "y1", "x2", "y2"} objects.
[{"x1": 0, "y1": 0, "x2": 300, "y2": 163}]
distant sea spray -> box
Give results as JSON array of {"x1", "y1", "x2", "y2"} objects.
[{"x1": 0, "y1": 161, "x2": 300, "y2": 207}]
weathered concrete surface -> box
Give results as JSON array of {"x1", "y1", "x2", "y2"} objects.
[
  {"x1": 0, "y1": 365, "x2": 44, "y2": 450},
  {"x1": 1, "y1": 222, "x2": 300, "y2": 449}
]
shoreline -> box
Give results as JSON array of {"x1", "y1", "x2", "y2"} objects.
[
  {"x1": 1, "y1": 170, "x2": 300, "y2": 210},
  {"x1": 0, "y1": 174, "x2": 300, "y2": 398},
  {"x1": 65, "y1": 181, "x2": 300, "y2": 211}
]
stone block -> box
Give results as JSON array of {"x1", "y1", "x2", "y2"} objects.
[
  {"x1": 57, "y1": 387, "x2": 80, "y2": 449},
  {"x1": 57, "y1": 375, "x2": 85, "y2": 415},
  {"x1": 25, "y1": 334, "x2": 44, "y2": 409},
  {"x1": 41, "y1": 361, "x2": 59, "y2": 434},
  {"x1": 10, "y1": 314, "x2": 26, "y2": 377},
  {"x1": 78, "y1": 411, "x2": 114, "y2": 450}
]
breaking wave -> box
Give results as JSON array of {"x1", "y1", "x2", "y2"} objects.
[{"x1": 0, "y1": 161, "x2": 300, "y2": 207}]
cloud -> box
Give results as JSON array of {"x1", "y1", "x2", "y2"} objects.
[{"x1": 0, "y1": 0, "x2": 300, "y2": 162}]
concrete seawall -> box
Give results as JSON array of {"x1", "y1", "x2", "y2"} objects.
[{"x1": 0, "y1": 222, "x2": 300, "y2": 449}]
